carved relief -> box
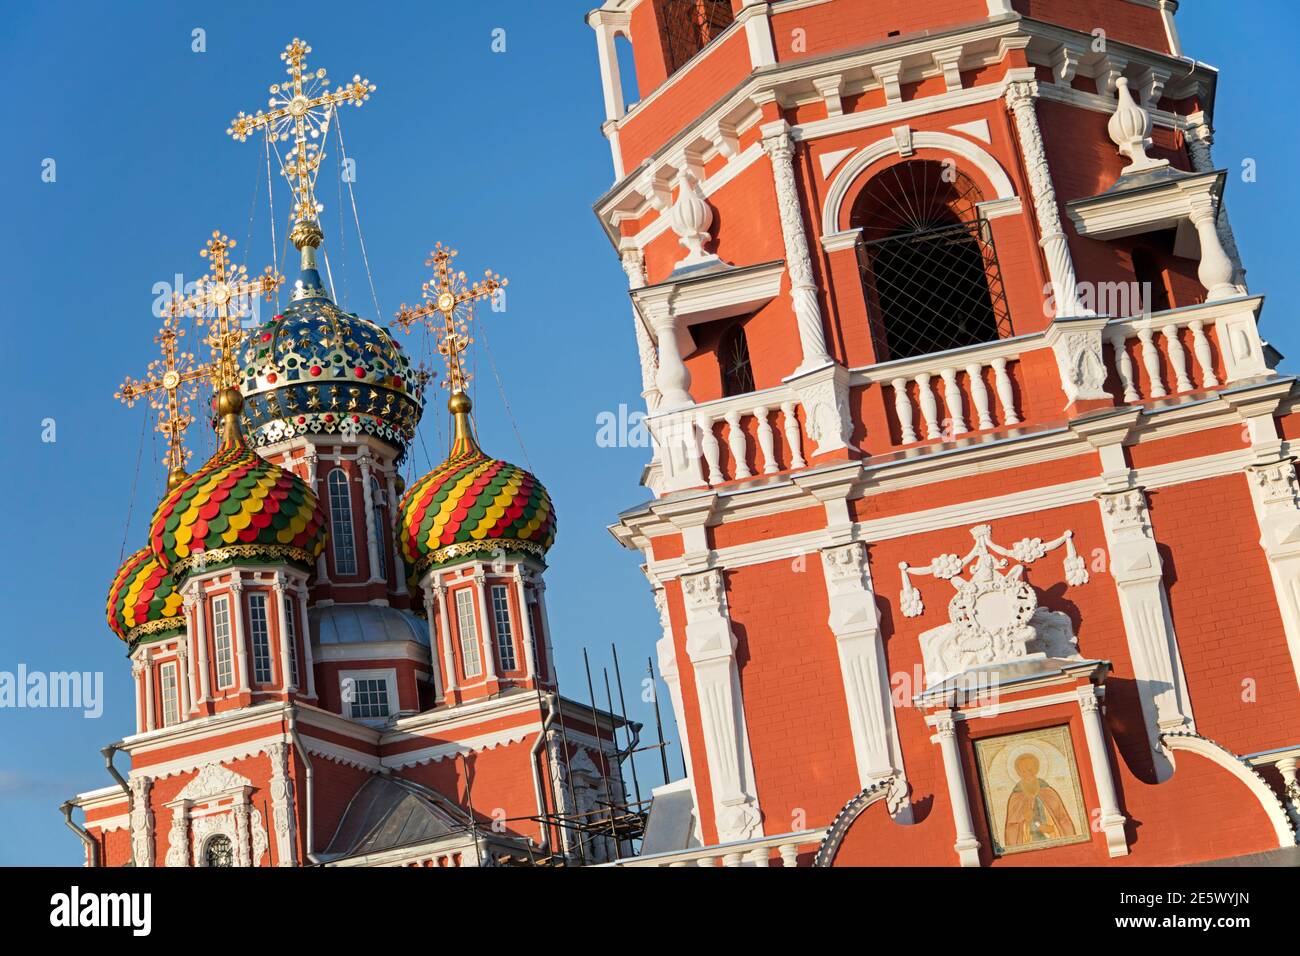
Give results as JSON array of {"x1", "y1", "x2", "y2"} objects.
[
  {"x1": 899, "y1": 524, "x2": 1088, "y2": 684},
  {"x1": 129, "y1": 776, "x2": 154, "y2": 868}
]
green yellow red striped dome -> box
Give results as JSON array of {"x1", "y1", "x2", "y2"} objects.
[
  {"x1": 106, "y1": 546, "x2": 184, "y2": 643},
  {"x1": 149, "y1": 390, "x2": 327, "y2": 577},
  {"x1": 397, "y1": 393, "x2": 555, "y2": 575}
]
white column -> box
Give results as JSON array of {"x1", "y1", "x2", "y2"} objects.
[
  {"x1": 651, "y1": 310, "x2": 694, "y2": 409},
  {"x1": 1005, "y1": 81, "x2": 1086, "y2": 317},
  {"x1": 143, "y1": 654, "x2": 155, "y2": 731},
  {"x1": 176, "y1": 644, "x2": 190, "y2": 718},
  {"x1": 586, "y1": 11, "x2": 627, "y2": 124},
  {"x1": 512, "y1": 569, "x2": 538, "y2": 681},
  {"x1": 267, "y1": 742, "x2": 298, "y2": 867},
  {"x1": 164, "y1": 802, "x2": 190, "y2": 867},
  {"x1": 1188, "y1": 194, "x2": 1238, "y2": 302},
  {"x1": 229, "y1": 578, "x2": 248, "y2": 693},
  {"x1": 760, "y1": 121, "x2": 832, "y2": 374},
  {"x1": 1077, "y1": 686, "x2": 1130, "y2": 857},
  {"x1": 429, "y1": 581, "x2": 457, "y2": 695},
  {"x1": 1096, "y1": 487, "x2": 1194, "y2": 778},
  {"x1": 358, "y1": 450, "x2": 381, "y2": 584},
  {"x1": 820, "y1": 543, "x2": 910, "y2": 816},
  {"x1": 273, "y1": 574, "x2": 296, "y2": 693},
  {"x1": 932, "y1": 714, "x2": 981, "y2": 867},
  {"x1": 472, "y1": 568, "x2": 497, "y2": 682},
  {"x1": 190, "y1": 586, "x2": 211, "y2": 708},
  {"x1": 132, "y1": 658, "x2": 145, "y2": 732},
  {"x1": 1184, "y1": 115, "x2": 1246, "y2": 290},
  {"x1": 233, "y1": 799, "x2": 251, "y2": 867},
  {"x1": 297, "y1": 587, "x2": 316, "y2": 700},
  {"x1": 680, "y1": 569, "x2": 764, "y2": 843},
  {"x1": 384, "y1": 471, "x2": 407, "y2": 595}
]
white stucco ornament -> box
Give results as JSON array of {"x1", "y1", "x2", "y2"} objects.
[
  {"x1": 1107, "y1": 77, "x2": 1169, "y2": 175},
  {"x1": 899, "y1": 524, "x2": 1090, "y2": 685}
]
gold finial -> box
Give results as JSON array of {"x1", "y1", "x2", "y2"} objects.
[
  {"x1": 394, "y1": 242, "x2": 507, "y2": 397},
  {"x1": 115, "y1": 312, "x2": 209, "y2": 476},
  {"x1": 170, "y1": 231, "x2": 283, "y2": 391},
  {"x1": 227, "y1": 38, "x2": 375, "y2": 245}
]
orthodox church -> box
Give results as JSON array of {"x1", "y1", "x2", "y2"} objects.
[{"x1": 68, "y1": 39, "x2": 632, "y2": 868}]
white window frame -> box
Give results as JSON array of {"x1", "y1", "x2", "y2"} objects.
[
  {"x1": 339, "y1": 667, "x2": 398, "y2": 722},
  {"x1": 212, "y1": 594, "x2": 234, "y2": 690},
  {"x1": 328, "y1": 468, "x2": 358, "y2": 576},
  {"x1": 454, "y1": 588, "x2": 482, "y2": 678},
  {"x1": 159, "y1": 660, "x2": 180, "y2": 727},
  {"x1": 490, "y1": 584, "x2": 517, "y2": 671},
  {"x1": 247, "y1": 592, "x2": 273, "y2": 685}
]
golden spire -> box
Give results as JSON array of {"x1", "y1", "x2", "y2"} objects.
[
  {"x1": 170, "y1": 231, "x2": 283, "y2": 391},
  {"x1": 115, "y1": 312, "x2": 209, "y2": 483},
  {"x1": 394, "y1": 242, "x2": 507, "y2": 397},
  {"x1": 227, "y1": 38, "x2": 375, "y2": 251}
]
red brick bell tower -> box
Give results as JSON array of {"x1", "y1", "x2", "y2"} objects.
[{"x1": 591, "y1": 0, "x2": 1300, "y2": 866}]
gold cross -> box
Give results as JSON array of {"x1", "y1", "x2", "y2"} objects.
[
  {"x1": 170, "y1": 231, "x2": 283, "y2": 391},
  {"x1": 115, "y1": 312, "x2": 209, "y2": 476},
  {"x1": 227, "y1": 38, "x2": 375, "y2": 232},
  {"x1": 394, "y1": 243, "x2": 507, "y2": 394}
]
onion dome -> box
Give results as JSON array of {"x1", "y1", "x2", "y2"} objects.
[
  {"x1": 106, "y1": 546, "x2": 185, "y2": 644},
  {"x1": 239, "y1": 239, "x2": 424, "y2": 457},
  {"x1": 397, "y1": 392, "x2": 556, "y2": 576},
  {"x1": 149, "y1": 388, "x2": 327, "y2": 577}
]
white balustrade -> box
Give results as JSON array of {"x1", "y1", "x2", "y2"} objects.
[
  {"x1": 599, "y1": 828, "x2": 828, "y2": 867},
  {"x1": 673, "y1": 390, "x2": 807, "y2": 489},
  {"x1": 886, "y1": 355, "x2": 1020, "y2": 446},
  {"x1": 1106, "y1": 312, "x2": 1222, "y2": 404}
]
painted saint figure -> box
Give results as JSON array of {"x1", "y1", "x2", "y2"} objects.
[{"x1": 1004, "y1": 753, "x2": 1077, "y2": 847}]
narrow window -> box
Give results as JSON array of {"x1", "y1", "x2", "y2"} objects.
[
  {"x1": 247, "y1": 593, "x2": 273, "y2": 685},
  {"x1": 349, "y1": 677, "x2": 391, "y2": 719},
  {"x1": 719, "y1": 323, "x2": 755, "y2": 397},
  {"x1": 160, "y1": 661, "x2": 179, "y2": 727},
  {"x1": 213, "y1": 595, "x2": 234, "y2": 690},
  {"x1": 491, "y1": 584, "x2": 517, "y2": 671},
  {"x1": 370, "y1": 476, "x2": 387, "y2": 580},
  {"x1": 455, "y1": 588, "x2": 482, "y2": 678},
  {"x1": 284, "y1": 597, "x2": 300, "y2": 687},
  {"x1": 328, "y1": 469, "x2": 358, "y2": 576}
]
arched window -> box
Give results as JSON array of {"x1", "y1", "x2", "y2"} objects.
[
  {"x1": 851, "y1": 160, "x2": 1011, "y2": 362},
  {"x1": 655, "y1": 0, "x2": 734, "y2": 76},
  {"x1": 370, "y1": 476, "x2": 387, "y2": 581},
  {"x1": 203, "y1": 834, "x2": 234, "y2": 868},
  {"x1": 719, "y1": 323, "x2": 754, "y2": 397},
  {"x1": 328, "y1": 469, "x2": 358, "y2": 576}
]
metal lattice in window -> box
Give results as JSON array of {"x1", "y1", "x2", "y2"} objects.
[
  {"x1": 490, "y1": 584, "x2": 517, "y2": 671},
  {"x1": 656, "y1": 0, "x2": 735, "y2": 75},
  {"x1": 247, "y1": 593, "x2": 273, "y2": 685},
  {"x1": 720, "y1": 323, "x2": 755, "y2": 397},
  {"x1": 204, "y1": 834, "x2": 234, "y2": 868},
  {"x1": 852, "y1": 160, "x2": 1012, "y2": 362}
]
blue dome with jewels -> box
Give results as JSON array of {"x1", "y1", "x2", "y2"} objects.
[{"x1": 239, "y1": 251, "x2": 425, "y2": 459}]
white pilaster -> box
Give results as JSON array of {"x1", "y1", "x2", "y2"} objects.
[
  {"x1": 1096, "y1": 486, "x2": 1194, "y2": 778},
  {"x1": 472, "y1": 568, "x2": 497, "y2": 682},
  {"x1": 273, "y1": 574, "x2": 295, "y2": 693},
  {"x1": 129, "y1": 775, "x2": 154, "y2": 868},
  {"x1": 1244, "y1": 456, "x2": 1300, "y2": 693},
  {"x1": 820, "y1": 542, "x2": 911, "y2": 816},
  {"x1": 512, "y1": 568, "x2": 538, "y2": 681},
  {"x1": 143, "y1": 653, "x2": 155, "y2": 732},
  {"x1": 430, "y1": 581, "x2": 457, "y2": 695},
  {"x1": 297, "y1": 586, "x2": 317, "y2": 700},
  {"x1": 680, "y1": 568, "x2": 763, "y2": 843},
  {"x1": 267, "y1": 742, "x2": 298, "y2": 867},
  {"x1": 385, "y1": 470, "x2": 407, "y2": 595},
  {"x1": 358, "y1": 450, "x2": 381, "y2": 583},
  {"x1": 229, "y1": 578, "x2": 248, "y2": 693},
  {"x1": 190, "y1": 585, "x2": 211, "y2": 708}
]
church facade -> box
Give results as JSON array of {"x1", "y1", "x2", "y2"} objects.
[{"x1": 589, "y1": 0, "x2": 1300, "y2": 865}]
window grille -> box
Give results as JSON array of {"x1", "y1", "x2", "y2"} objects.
[
  {"x1": 349, "y1": 677, "x2": 390, "y2": 719},
  {"x1": 160, "y1": 662, "x2": 179, "y2": 727},
  {"x1": 720, "y1": 323, "x2": 755, "y2": 397},
  {"x1": 204, "y1": 835, "x2": 234, "y2": 868},
  {"x1": 328, "y1": 469, "x2": 358, "y2": 576},
  {"x1": 656, "y1": 0, "x2": 734, "y2": 75},
  {"x1": 852, "y1": 160, "x2": 1012, "y2": 362},
  {"x1": 455, "y1": 589, "x2": 482, "y2": 678},
  {"x1": 491, "y1": 584, "x2": 517, "y2": 671},
  {"x1": 212, "y1": 595, "x2": 234, "y2": 690}
]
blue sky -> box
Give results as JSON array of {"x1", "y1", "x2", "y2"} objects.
[{"x1": 0, "y1": 1, "x2": 1296, "y2": 865}]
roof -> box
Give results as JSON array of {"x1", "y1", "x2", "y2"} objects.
[
  {"x1": 318, "y1": 775, "x2": 470, "y2": 862},
  {"x1": 308, "y1": 602, "x2": 431, "y2": 647}
]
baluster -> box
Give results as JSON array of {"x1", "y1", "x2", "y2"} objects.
[
  {"x1": 778, "y1": 843, "x2": 800, "y2": 868},
  {"x1": 724, "y1": 409, "x2": 752, "y2": 479},
  {"x1": 966, "y1": 363, "x2": 995, "y2": 429},
  {"x1": 755, "y1": 406, "x2": 778, "y2": 474},
  {"x1": 991, "y1": 357, "x2": 1020, "y2": 425},
  {"x1": 939, "y1": 367, "x2": 967, "y2": 436},
  {"x1": 915, "y1": 373, "x2": 941, "y2": 439},
  {"x1": 722, "y1": 852, "x2": 744, "y2": 868},
  {"x1": 891, "y1": 377, "x2": 917, "y2": 443},
  {"x1": 696, "y1": 413, "x2": 722, "y2": 486},
  {"x1": 746, "y1": 847, "x2": 771, "y2": 867},
  {"x1": 1109, "y1": 331, "x2": 1140, "y2": 402},
  {"x1": 1136, "y1": 326, "x2": 1167, "y2": 397},
  {"x1": 1162, "y1": 324, "x2": 1194, "y2": 392},
  {"x1": 1188, "y1": 319, "x2": 1220, "y2": 387},
  {"x1": 780, "y1": 401, "x2": 806, "y2": 468}
]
